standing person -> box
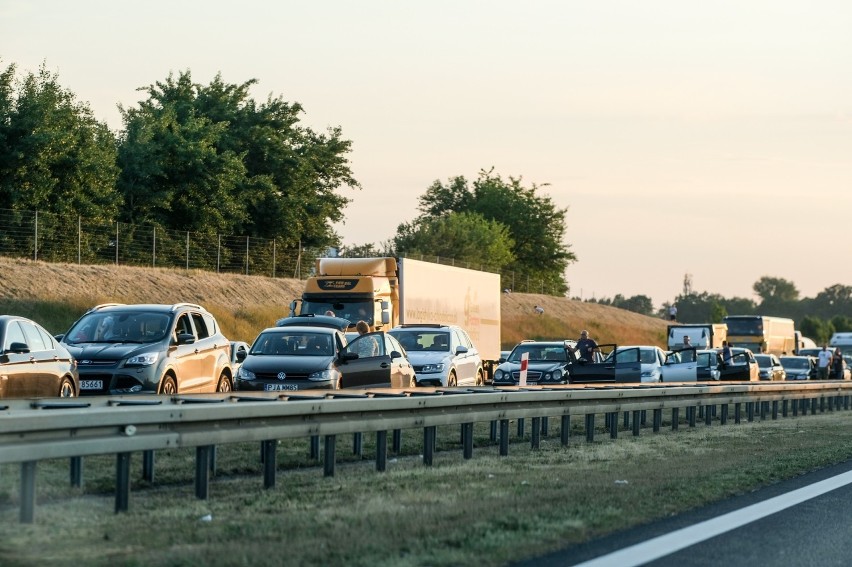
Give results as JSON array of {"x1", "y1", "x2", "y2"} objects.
[
  {"x1": 817, "y1": 345, "x2": 833, "y2": 379},
  {"x1": 668, "y1": 304, "x2": 678, "y2": 321},
  {"x1": 572, "y1": 330, "x2": 599, "y2": 361},
  {"x1": 831, "y1": 348, "x2": 845, "y2": 379},
  {"x1": 721, "y1": 340, "x2": 733, "y2": 365},
  {"x1": 355, "y1": 320, "x2": 379, "y2": 358},
  {"x1": 682, "y1": 335, "x2": 692, "y2": 348}
]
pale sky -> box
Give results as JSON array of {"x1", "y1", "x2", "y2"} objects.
[{"x1": 3, "y1": 1, "x2": 851, "y2": 308}]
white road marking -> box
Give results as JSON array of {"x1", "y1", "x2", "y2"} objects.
[{"x1": 572, "y1": 469, "x2": 852, "y2": 567}]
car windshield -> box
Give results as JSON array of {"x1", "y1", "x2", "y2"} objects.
[
  {"x1": 64, "y1": 311, "x2": 170, "y2": 344},
  {"x1": 781, "y1": 358, "x2": 809, "y2": 370},
  {"x1": 508, "y1": 345, "x2": 565, "y2": 362},
  {"x1": 697, "y1": 352, "x2": 714, "y2": 367},
  {"x1": 389, "y1": 330, "x2": 448, "y2": 352},
  {"x1": 754, "y1": 355, "x2": 772, "y2": 367},
  {"x1": 251, "y1": 331, "x2": 333, "y2": 356}
]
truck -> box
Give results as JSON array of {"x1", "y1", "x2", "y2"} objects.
[
  {"x1": 722, "y1": 315, "x2": 795, "y2": 356},
  {"x1": 289, "y1": 257, "x2": 502, "y2": 379},
  {"x1": 667, "y1": 323, "x2": 727, "y2": 351}
]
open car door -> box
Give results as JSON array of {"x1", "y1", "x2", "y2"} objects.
[
  {"x1": 663, "y1": 348, "x2": 699, "y2": 382},
  {"x1": 568, "y1": 344, "x2": 642, "y2": 384},
  {"x1": 719, "y1": 350, "x2": 754, "y2": 381},
  {"x1": 337, "y1": 332, "x2": 392, "y2": 388}
]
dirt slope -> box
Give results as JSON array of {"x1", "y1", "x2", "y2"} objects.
[{"x1": 0, "y1": 257, "x2": 669, "y2": 348}]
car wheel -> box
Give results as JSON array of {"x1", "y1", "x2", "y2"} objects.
[
  {"x1": 159, "y1": 375, "x2": 178, "y2": 395},
  {"x1": 475, "y1": 369, "x2": 484, "y2": 386},
  {"x1": 447, "y1": 371, "x2": 458, "y2": 388},
  {"x1": 58, "y1": 377, "x2": 75, "y2": 398},
  {"x1": 216, "y1": 372, "x2": 232, "y2": 393}
]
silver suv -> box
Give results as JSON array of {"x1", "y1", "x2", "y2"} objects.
[
  {"x1": 388, "y1": 324, "x2": 483, "y2": 387},
  {"x1": 60, "y1": 303, "x2": 233, "y2": 395}
]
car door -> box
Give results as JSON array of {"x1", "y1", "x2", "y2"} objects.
[
  {"x1": 663, "y1": 347, "x2": 699, "y2": 382},
  {"x1": 190, "y1": 311, "x2": 220, "y2": 392},
  {"x1": 453, "y1": 329, "x2": 476, "y2": 386},
  {"x1": 171, "y1": 312, "x2": 203, "y2": 392},
  {"x1": 569, "y1": 344, "x2": 640, "y2": 383},
  {"x1": 338, "y1": 332, "x2": 393, "y2": 388},
  {"x1": 385, "y1": 333, "x2": 414, "y2": 388},
  {"x1": 719, "y1": 350, "x2": 753, "y2": 381},
  {"x1": 1, "y1": 320, "x2": 40, "y2": 398}
]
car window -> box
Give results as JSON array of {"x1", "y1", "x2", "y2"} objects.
[
  {"x1": 385, "y1": 333, "x2": 403, "y2": 354},
  {"x1": 201, "y1": 312, "x2": 217, "y2": 336},
  {"x1": 175, "y1": 314, "x2": 193, "y2": 337},
  {"x1": 4, "y1": 321, "x2": 26, "y2": 350},
  {"x1": 20, "y1": 321, "x2": 47, "y2": 352},
  {"x1": 191, "y1": 313, "x2": 210, "y2": 339},
  {"x1": 640, "y1": 349, "x2": 657, "y2": 364},
  {"x1": 614, "y1": 348, "x2": 639, "y2": 364},
  {"x1": 347, "y1": 333, "x2": 384, "y2": 358},
  {"x1": 36, "y1": 324, "x2": 55, "y2": 349}
]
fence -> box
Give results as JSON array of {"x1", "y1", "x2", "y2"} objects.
[
  {"x1": 2, "y1": 380, "x2": 851, "y2": 523},
  {"x1": 0, "y1": 207, "x2": 564, "y2": 295}
]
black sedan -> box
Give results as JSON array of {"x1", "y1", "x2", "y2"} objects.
[
  {"x1": 0, "y1": 315, "x2": 79, "y2": 398},
  {"x1": 235, "y1": 316, "x2": 415, "y2": 392}
]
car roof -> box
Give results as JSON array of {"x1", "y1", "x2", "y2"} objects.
[
  {"x1": 391, "y1": 324, "x2": 455, "y2": 331},
  {"x1": 260, "y1": 325, "x2": 338, "y2": 335},
  {"x1": 275, "y1": 315, "x2": 350, "y2": 331},
  {"x1": 84, "y1": 303, "x2": 205, "y2": 314}
]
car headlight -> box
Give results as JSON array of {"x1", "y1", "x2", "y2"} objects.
[
  {"x1": 641, "y1": 371, "x2": 654, "y2": 378},
  {"x1": 238, "y1": 367, "x2": 256, "y2": 380},
  {"x1": 494, "y1": 369, "x2": 504, "y2": 380},
  {"x1": 126, "y1": 352, "x2": 159, "y2": 366},
  {"x1": 308, "y1": 369, "x2": 334, "y2": 381},
  {"x1": 420, "y1": 363, "x2": 445, "y2": 374}
]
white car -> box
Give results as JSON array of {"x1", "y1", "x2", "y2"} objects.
[
  {"x1": 389, "y1": 324, "x2": 484, "y2": 387},
  {"x1": 608, "y1": 345, "x2": 698, "y2": 382}
]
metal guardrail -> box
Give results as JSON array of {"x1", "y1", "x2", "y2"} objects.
[{"x1": 3, "y1": 381, "x2": 852, "y2": 523}]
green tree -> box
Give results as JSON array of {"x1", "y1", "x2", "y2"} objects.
[
  {"x1": 800, "y1": 316, "x2": 833, "y2": 345},
  {"x1": 0, "y1": 62, "x2": 119, "y2": 218},
  {"x1": 611, "y1": 294, "x2": 654, "y2": 316},
  {"x1": 117, "y1": 71, "x2": 358, "y2": 248},
  {"x1": 411, "y1": 169, "x2": 574, "y2": 295},
  {"x1": 753, "y1": 276, "x2": 799, "y2": 302},
  {"x1": 671, "y1": 292, "x2": 729, "y2": 323},
  {"x1": 394, "y1": 211, "x2": 515, "y2": 270}
]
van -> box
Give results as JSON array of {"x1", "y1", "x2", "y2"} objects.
[
  {"x1": 667, "y1": 323, "x2": 727, "y2": 350},
  {"x1": 829, "y1": 332, "x2": 852, "y2": 357}
]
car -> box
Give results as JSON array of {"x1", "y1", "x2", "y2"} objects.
[
  {"x1": 59, "y1": 303, "x2": 233, "y2": 395},
  {"x1": 235, "y1": 315, "x2": 415, "y2": 391},
  {"x1": 717, "y1": 347, "x2": 760, "y2": 381},
  {"x1": 695, "y1": 349, "x2": 722, "y2": 381},
  {"x1": 780, "y1": 355, "x2": 818, "y2": 380},
  {"x1": 754, "y1": 353, "x2": 787, "y2": 381},
  {"x1": 492, "y1": 340, "x2": 574, "y2": 386},
  {"x1": 388, "y1": 324, "x2": 484, "y2": 387},
  {"x1": 0, "y1": 315, "x2": 79, "y2": 399},
  {"x1": 230, "y1": 340, "x2": 250, "y2": 375}
]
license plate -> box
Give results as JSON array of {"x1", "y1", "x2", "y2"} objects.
[
  {"x1": 265, "y1": 383, "x2": 298, "y2": 391},
  {"x1": 80, "y1": 380, "x2": 103, "y2": 390}
]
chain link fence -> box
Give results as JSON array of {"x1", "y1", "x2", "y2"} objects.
[{"x1": 0, "y1": 208, "x2": 563, "y2": 295}]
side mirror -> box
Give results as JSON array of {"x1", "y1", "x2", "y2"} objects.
[
  {"x1": 177, "y1": 333, "x2": 196, "y2": 345},
  {"x1": 455, "y1": 345, "x2": 468, "y2": 355},
  {"x1": 236, "y1": 350, "x2": 247, "y2": 362},
  {"x1": 7, "y1": 341, "x2": 30, "y2": 354},
  {"x1": 390, "y1": 350, "x2": 402, "y2": 360}
]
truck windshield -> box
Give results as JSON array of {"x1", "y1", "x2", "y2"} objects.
[{"x1": 300, "y1": 301, "x2": 373, "y2": 325}]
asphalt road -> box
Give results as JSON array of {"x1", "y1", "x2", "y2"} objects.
[{"x1": 516, "y1": 459, "x2": 852, "y2": 567}]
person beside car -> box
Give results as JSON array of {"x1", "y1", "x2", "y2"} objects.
[
  {"x1": 818, "y1": 345, "x2": 833, "y2": 379},
  {"x1": 572, "y1": 330, "x2": 598, "y2": 361},
  {"x1": 355, "y1": 320, "x2": 379, "y2": 358},
  {"x1": 831, "y1": 348, "x2": 844, "y2": 379},
  {"x1": 721, "y1": 341, "x2": 733, "y2": 365}
]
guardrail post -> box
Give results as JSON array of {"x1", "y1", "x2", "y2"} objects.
[
  {"x1": 585, "y1": 414, "x2": 595, "y2": 443},
  {"x1": 353, "y1": 432, "x2": 363, "y2": 457},
  {"x1": 623, "y1": 411, "x2": 629, "y2": 429},
  {"x1": 541, "y1": 416, "x2": 549, "y2": 437},
  {"x1": 698, "y1": 406, "x2": 705, "y2": 420},
  {"x1": 792, "y1": 399, "x2": 799, "y2": 416},
  {"x1": 116, "y1": 452, "x2": 131, "y2": 512},
  {"x1": 70, "y1": 457, "x2": 83, "y2": 488},
  {"x1": 772, "y1": 401, "x2": 779, "y2": 420},
  {"x1": 462, "y1": 423, "x2": 473, "y2": 459},
  {"x1": 705, "y1": 405, "x2": 713, "y2": 426},
  {"x1": 309, "y1": 435, "x2": 320, "y2": 460},
  {"x1": 688, "y1": 406, "x2": 697, "y2": 427},
  {"x1": 811, "y1": 398, "x2": 818, "y2": 414},
  {"x1": 323, "y1": 435, "x2": 336, "y2": 477},
  {"x1": 142, "y1": 450, "x2": 155, "y2": 482},
  {"x1": 517, "y1": 418, "x2": 525, "y2": 438},
  {"x1": 376, "y1": 431, "x2": 388, "y2": 472},
  {"x1": 782, "y1": 400, "x2": 788, "y2": 417},
  {"x1": 423, "y1": 426, "x2": 436, "y2": 466},
  {"x1": 720, "y1": 404, "x2": 728, "y2": 425},
  {"x1": 760, "y1": 402, "x2": 768, "y2": 420},
  {"x1": 262, "y1": 440, "x2": 276, "y2": 489},
  {"x1": 671, "y1": 408, "x2": 679, "y2": 431},
  {"x1": 499, "y1": 420, "x2": 510, "y2": 456},
  {"x1": 561, "y1": 415, "x2": 570, "y2": 446},
  {"x1": 392, "y1": 429, "x2": 402, "y2": 453},
  {"x1": 610, "y1": 413, "x2": 618, "y2": 439},
  {"x1": 733, "y1": 403, "x2": 741, "y2": 423},
  {"x1": 531, "y1": 417, "x2": 541, "y2": 449},
  {"x1": 746, "y1": 402, "x2": 755, "y2": 422},
  {"x1": 20, "y1": 461, "x2": 36, "y2": 523},
  {"x1": 652, "y1": 409, "x2": 662, "y2": 432},
  {"x1": 632, "y1": 411, "x2": 641, "y2": 436},
  {"x1": 195, "y1": 446, "x2": 211, "y2": 500}
]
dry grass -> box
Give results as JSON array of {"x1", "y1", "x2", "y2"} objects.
[{"x1": 0, "y1": 257, "x2": 669, "y2": 348}]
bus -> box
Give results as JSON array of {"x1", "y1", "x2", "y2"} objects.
[{"x1": 722, "y1": 315, "x2": 796, "y2": 356}]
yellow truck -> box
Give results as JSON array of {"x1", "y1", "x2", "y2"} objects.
[{"x1": 289, "y1": 257, "x2": 502, "y2": 379}]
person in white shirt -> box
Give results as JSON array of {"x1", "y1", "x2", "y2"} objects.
[{"x1": 817, "y1": 345, "x2": 833, "y2": 379}]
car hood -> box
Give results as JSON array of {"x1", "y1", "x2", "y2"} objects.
[
  {"x1": 405, "y1": 351, "x2": 451, "y2": 364},
  {"x1": 63, "y1": 342, "x2": 160, "y2": 360},
  {"x1": 242, "y1": 355, "x2": 334, "y2": 374},
  {"x1": 499, "y1": 361, "x2": 564, "y2": 373},
  {"x1": 784, "y1": 369, "x2": 809, "y2": 377}
]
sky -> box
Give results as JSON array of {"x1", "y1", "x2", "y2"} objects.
[{"x1": 2, "y1": 1, "x2": 851, "y2": 309}]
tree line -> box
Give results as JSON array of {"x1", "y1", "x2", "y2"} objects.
[{"x1": 0, "y1": 61, "x2": 572, "y2": 292}]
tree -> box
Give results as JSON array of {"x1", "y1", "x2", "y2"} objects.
[
  {"x1": 117, "y1": 71, "x2": 359, "y2": 248},
  {"x1": 0, "y1": 61, "x2": 119, "y2": 219},
  {"x1": 611, "y1": 294, "x2": 654, "y2": 316},
  {"x1": 800, "y1": 316, "x2": 833, "y2": 345},
  {"x1": 753, "y1": 276, "x2": 799, "y2": 302},
  {"x1": 394, "y1": 211, "x2": 515, "y2": 270},
  {"x1": 411, "y1": 169, "x2": 574, "y2": 295},
  {"x1": 671, "y1": 292, "x2": 729, "y2": 324}
]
